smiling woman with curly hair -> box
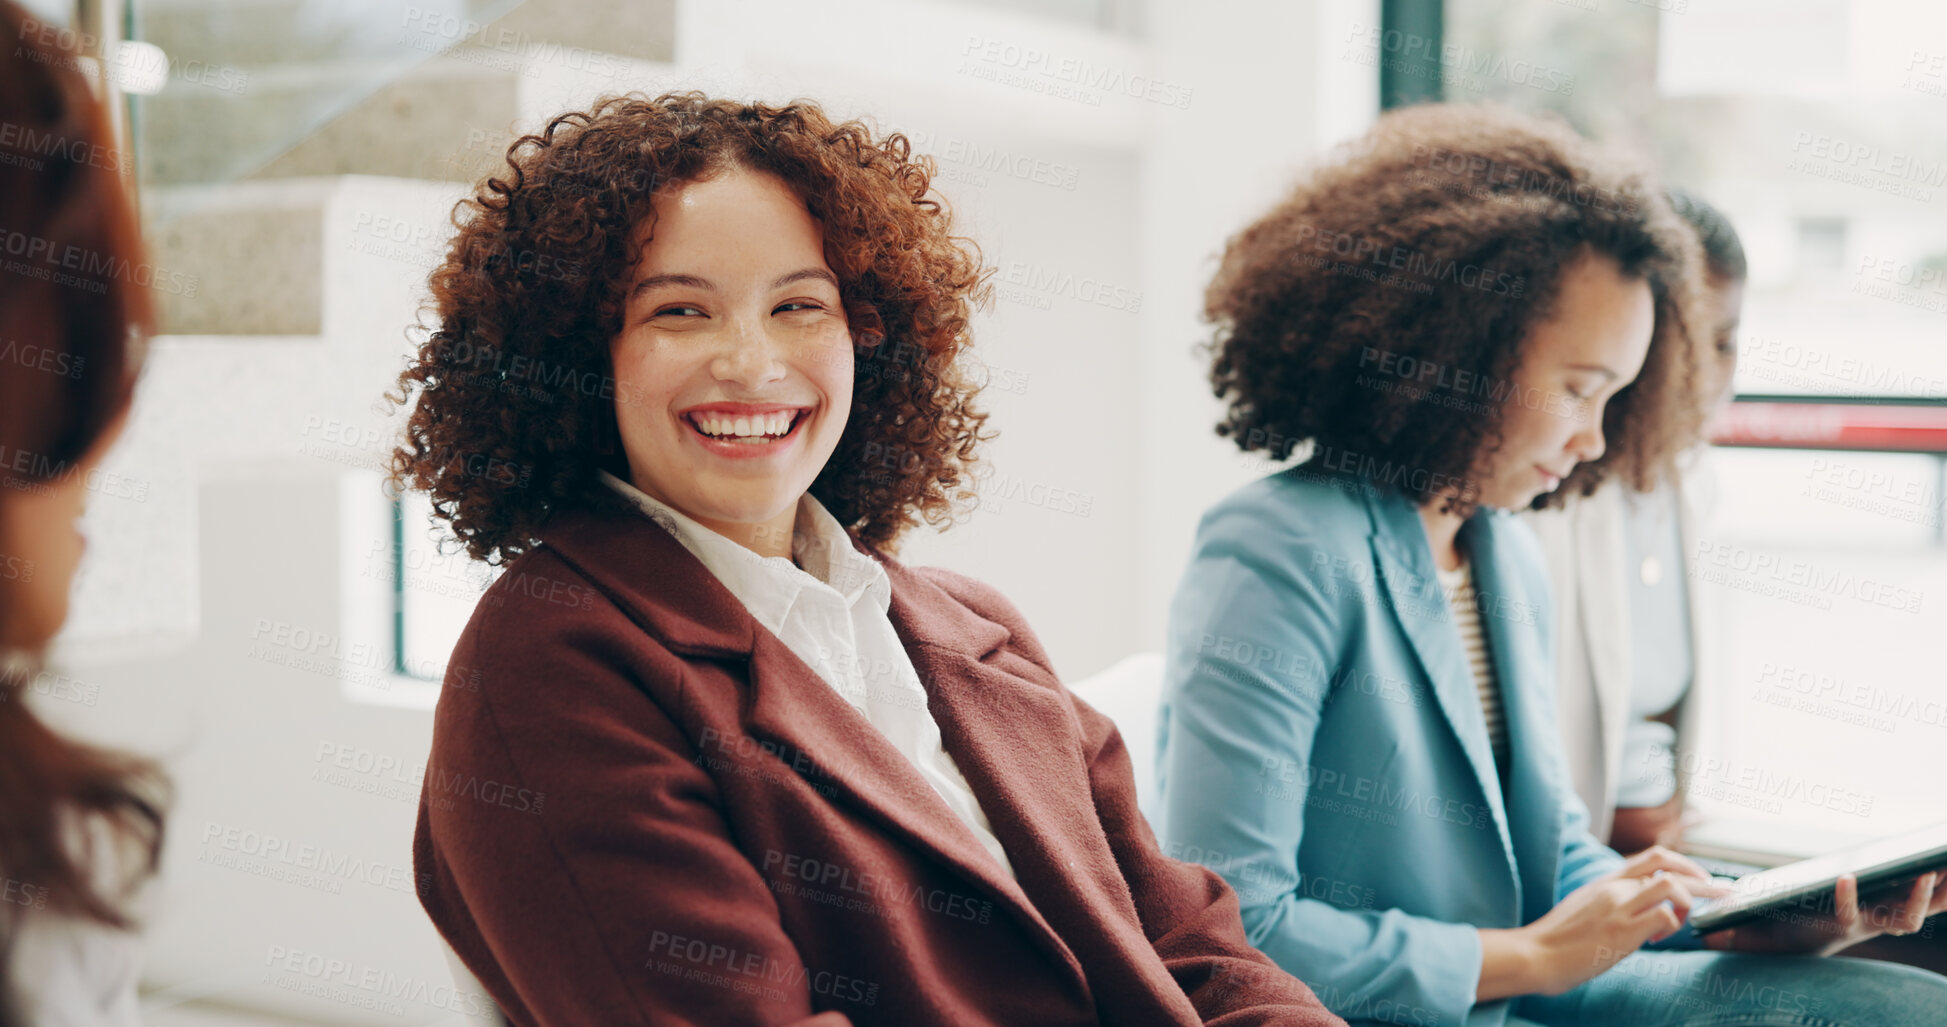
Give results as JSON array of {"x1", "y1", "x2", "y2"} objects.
[
  {"x1": 1157, "y1": 102, "x2": 1947, "y2": 1027},
  {"x1": 391, "y1": 92, "x2": 1344, "y2": 1027},
  {"x1": 391, "y1": 93, "x2": 990, "y2": 561}
]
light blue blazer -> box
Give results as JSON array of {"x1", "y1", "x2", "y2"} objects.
[{"x1": 1157, "y1": 462, "x2": 1640, "y2": 1027}]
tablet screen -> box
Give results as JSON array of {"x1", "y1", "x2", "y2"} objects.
[{"x1": 1691, "y1": 821, "x2": 1947, "y2": 932}]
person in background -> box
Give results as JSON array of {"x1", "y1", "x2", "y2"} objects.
[
  {"x1": 0, "y1": 2, "x2": 165, "y2": 1024},
  {"x1": 392, "y1": 91, "x2": 1345, "y2": 1027},
  {"x1": 1157, "y1": 102, "x2": 1947, "y2": 1027},
  {"x1": 1525, "y1": 190, "x2": 1746, "y2": 855}
]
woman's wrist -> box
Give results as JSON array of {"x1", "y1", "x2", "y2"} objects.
[{"x1": 1477, "y1": 926, "x2": 1548, "y2": 1001}]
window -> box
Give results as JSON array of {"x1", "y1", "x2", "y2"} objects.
[
  {"x1": 394, "y1": 491, "x2": 498, "y2": 682},
  {"x1": 1440, "y1": 0, "x2": 1947, "y2": 839}
]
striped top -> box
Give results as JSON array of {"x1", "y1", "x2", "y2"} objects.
[{"x1": 1435, "y1": 556, "x2": 1510, "y2": 776}]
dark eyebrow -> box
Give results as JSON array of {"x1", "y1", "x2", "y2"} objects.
[
  {"x1": 772, "y1": 268, "x2": 840, "y2": 291},
  {"x1": 629, "y1": 273, "x2": 714, "y2": 301},
  {"x1": 1566, "y1": 362, "x2": 1619, "y2": 381},
  {"x1": 627, "y1": 268, "x2": 838, "y2": 302}
]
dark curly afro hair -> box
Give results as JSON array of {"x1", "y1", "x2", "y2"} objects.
[
  {"x1": 1205, "y1": 102, "x2": 1711, "y2": 512},
  {"x1": 388, "y1": 91, "x2": 994, "y2": 563}
]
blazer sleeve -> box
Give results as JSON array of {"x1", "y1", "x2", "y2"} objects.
[
  {"x1": 1554, "y1": 781, "x2": 1626, "y2": 899},
  {"x1": 1545, "y1": 650, "x2": 1702, "y2": 953},
  {"x1": 416, "y1": 600, "x2": 854, "y2": 1027},
  {"x1": 1072, "y1": 684, "x2": 1350, "y2": 1026},
  {"x1": 1549, "y1": 752, "x2": 1702, "y2": 950},
  {"x1": 920, "y1": 569, "x2": 1346, "y2": 1027},
  {"x1": 1158, "y1": 525, "x2": 1484, "y2": 1026}
]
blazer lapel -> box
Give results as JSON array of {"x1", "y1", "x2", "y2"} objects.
[
  {"x1": 876, "y1": 562, "x2": 1213, "y2": 1018},
  {"x1": 1464, "y1": 514, "x2": 1568, "y2": 922},
  {"x1": 880, "y1": 566, "x2": 1143, "y2": 949},
  {"x1": 741, "y1": 629, "x2": 1088, "y2": 980},
  {"x1": 539, "y1": 506, "x2": 1087, "y2": 985},
  {"x1": 1357, "y1": 486, "x2": 1521, "y2": 880}
]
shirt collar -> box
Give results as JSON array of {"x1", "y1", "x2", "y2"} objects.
[
  {"x1": 788, "y1": 490, "x2": 891, "y2": 613},
  {"x1": 597, "y1": 471, "x2": 890, "y2": 632}
]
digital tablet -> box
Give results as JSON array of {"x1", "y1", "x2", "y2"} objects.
[{"x1": 1689, "y1": 821, "x2": 1947, "y2": 934}]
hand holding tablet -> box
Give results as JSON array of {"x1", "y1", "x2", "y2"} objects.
[{"x1": 1690, "y1": 821, "x2": 1947, "y2": 954}]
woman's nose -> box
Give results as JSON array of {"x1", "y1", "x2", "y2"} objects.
[
  {"x1": 1569, "y1": 419, "x2": 1606, "y2": 465},
  {"x1": 711, "y1": 321, "x2": 788, "y2": 387}
]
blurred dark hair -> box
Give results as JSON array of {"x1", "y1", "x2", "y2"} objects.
[
  {"x1": 0, "y1": 3, "x2": 164, "y2": 1021},
  {"x1": 1666, "y1": 189, "x2": 1747, "y2": 282}
]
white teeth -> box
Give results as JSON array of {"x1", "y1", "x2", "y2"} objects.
[{"x1": 689, "y1": 411, "x2": 797, "y2": 440}]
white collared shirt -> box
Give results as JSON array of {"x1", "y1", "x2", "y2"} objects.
[{"x1": 600, "y1": 471, "x2": 1017, "y2": 879}]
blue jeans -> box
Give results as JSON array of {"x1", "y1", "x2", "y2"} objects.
[{"x1": 1511, "y1": 951, "x2": 1947, "y2": 1027}]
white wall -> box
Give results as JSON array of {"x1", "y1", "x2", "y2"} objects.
[{"x1": 1134, "y1": 0, "x2": 1378, "y2": 647}]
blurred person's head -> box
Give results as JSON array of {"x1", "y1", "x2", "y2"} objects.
[
  {"x1": 1204, "y1": 102, "x2": 1712, "y2": 515},
  {"x1": 1666, "y1": 189, "x2": 1747, "y2": 413},
  {"x1": 0, "y1": 1, "x2": 162, "y2": 1012},
  {"x1": 390, "y1": 92, "x2": 992, "y2": 563}
]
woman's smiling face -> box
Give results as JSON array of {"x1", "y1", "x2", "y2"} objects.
[{"x1": 609, "y1": 168, "x2": 854, "y2": 548}]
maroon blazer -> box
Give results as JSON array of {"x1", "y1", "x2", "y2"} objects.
[{"x1": 413, "y1": 502, "x2": 1345, "y2": 1026}]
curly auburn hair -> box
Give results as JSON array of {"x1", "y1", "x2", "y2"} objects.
[
  {"x1": 389, "y1": 92, "x2": 993, "y2": 562},
  {"x1": 1205, "y1": 102, "x2": 1710, "y2": 511}
]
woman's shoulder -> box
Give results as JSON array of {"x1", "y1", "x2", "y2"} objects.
[
  {"x1": 469, "y1": 543, "x2": 607, "y2": 628},
  {"x1": 1194, "y1": 464, "x2": 1376, "y2": 556},
  {"x1": 904, "y1": 563, "x2": 1005, "y2": 613},
  {"x1": 1171, "y1": 469, "x2": 1380, "y2": 634},
  {"x1": 450, "y1": 539, "x2": 663, "y2": 672},
  {"x1": 433, "y1": 540, "x2": 692, "y2": 730},
  {"x1": 876, "y1": 559, "x2": 1062, "y2": 678},
  {"x1": 892, "y1": 561, "x2": 1034, "y2": 646}
]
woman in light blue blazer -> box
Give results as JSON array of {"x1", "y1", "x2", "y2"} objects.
[{"x1": 1158, "y1": 104, "x2": 1947, "y2": 1027}]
